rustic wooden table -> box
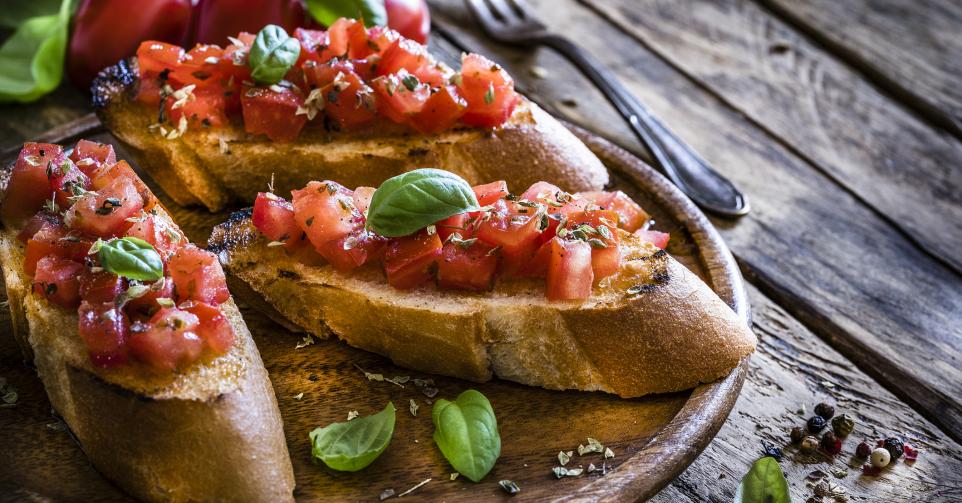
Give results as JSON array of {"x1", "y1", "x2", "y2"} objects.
[{"x1": 1, "y1": 0, "x2": 960, "y2": 501}]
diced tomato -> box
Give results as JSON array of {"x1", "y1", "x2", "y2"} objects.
[
  {"x1": 48, "y1": 158, "x2": 91, "y2": 209},
  {"x1": 128, "y1": 307, "x2": 204, "y2": 371},
  {"x1": 1, "y1": 143, "x2": 64, "y2": 225},
  {"x1": 69, "y1": 140, "x2": 116, "y2": 175},
  {"x1": 167, "y1": 85, "x2": 230, "y2": 127},
  {"x1": 291, "y1": 181, "x2": 360, "y2": 250},
  {"x1": 377, "y1": 38, "x2": 444, "y2": 86},
  {"x1": 578, "y1": 191, "x2": 649, "y2": 232},
  {"x1": 523, "y1": 240, "x2": 551, "y2": 278},
  {"x1": 168, "y1": 244, "x2": 230, "y2": 305},
  {"x1": 366, "y1": 26, "x2": 401, "y2": 55},
  {"x1": 252, "y1": 192, "x2": 305, "y2": 248},
  {"x1": 438, "y1": 241, "x2": 498, "y2": 291},
  {"x1": 125, "y1": 277, "x2": 176, "y2": 318},
  {"x1": 472, "y1": 181, "x2": 508, "y2": 207},
  {"x1": 634, "y1": 229, "x2": 670, "y2": 250},
  {"x1": 23, "y1": 221, "x2": 92, "y2": 275},
  {"x1": 458, "y1": 53, "x2": 518, "y2": 128},
  {"x1": 33, "y1": 256, "x2": 85, "y2": 308},
  {"x1": 136, "y1": 76, "x2": 164, "y2": 107},
  {"x1": 136, "y1": 40, "x2": 184, "y2": 76},
  {"x1": 384, "y1": 232, "x2": 442, "y2": 289},
  {"x1": 476, "y1": 199, "x2": 544, "y2": 275},
  {"x1": 371, "y1": 71, "x2": 430, "y2": 124},
  {"x1": 169, "y1": 44, "x2": 226, "y2": 88},
  {"x1": 411, "y1": 85, "x2": 466, "y2": 134},
  {"x1": 79, "y1": 271, "x2": 125, "y2": 304},
  {"x1": 125, "y1": 213, "x2": 184, "y2": 260},
  {"x1": 352, "y1": 186, "x2": 376, "y2": 215},
  {"x1": 185, "y1": 302, "x2": 234, "y2": 354},
  {"x1": 16, "y1": 211, "x2": 60, "y2": 243},
  {"x1": 294, "y1": 28, "x2": 327, "y2": 66},
  {"x1": 240, "y1": 84, "x2": 308, "y2": 142},
  {"x1": 78, "y1": 302, "x2": 129, "y2": 368},
  {"x1": 435, "y1": 213, "x2": 472, "y2": 242},
  {"x1": 565, "y1": 210, "x2": 621, "y2": 279},
  {"x1": 546, "y1": 238, "x2": 594, "y2": 301},
  {"x1": 66, "y1": 175, "x2": 144, "y2": 238},
  {"x1": 302, "y1": 61, "x2": 377, "y2": 129},
  {"x1": 316, "y1": 226, "x2": 387, "y2": 273},
  {"x1": 89, "y1": 160, "x2": 158, "y2": 212}
]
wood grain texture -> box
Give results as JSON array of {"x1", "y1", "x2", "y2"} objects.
[
  {"x1": 426, "y1": 0, "x2": 962, "y2": 442},
  {"x1": 760, "y1": 0, "x2": 962, "y2": 138},
  {"x1": 0, "y1": 126, "x2": 749, "y2": 500},
  {"x1": 584, "y1": 0, "x2": 962, "y2": 275},
  {"x1": 652, "y1": 283, "x2": 962, "y2": 503}
]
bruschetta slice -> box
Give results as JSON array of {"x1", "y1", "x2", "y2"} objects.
[
  {"x1": 0, "y1": 141, "x2": 294, "y2": 502},
  {"x1": 209, "y1": 172, "x2": 755, "y2": 397},
  {"x1": 92, "y1": 20, "x2": 608, "y2": 212}
]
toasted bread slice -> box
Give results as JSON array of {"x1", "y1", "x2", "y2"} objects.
[
  {"x1": 210, "y1": 210, "x2": 756, "y2": 397},
  {"x1": 0, "y1": 167, "x2": 295, "y2": 502},
  {"x1": 92, "y1": 59, "x2": 609, "y2": 212}
]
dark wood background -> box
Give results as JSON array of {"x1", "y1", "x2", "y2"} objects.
[{"x1": 1, "y1": 0, "x2": 961, "y2": 501}]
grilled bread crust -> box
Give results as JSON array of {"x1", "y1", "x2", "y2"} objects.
[
  {"x1": 210, "y1": 210, "x2": 756, "y2": 398},
  {"x1": 0, "y1": 166, "x2": 295, "y2": 503},
  {"x1": 93, "y1": 58, "x2": 610, "y2": 212}
]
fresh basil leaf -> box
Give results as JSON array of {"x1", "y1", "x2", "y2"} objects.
[
  {"x1": 366, "y1": 168, "x2": 480, "y2": 237},
  {"x1": 305, "y1": 0, "x2": 387, "y2": 28},
  {"x1": 0, "y1": 0, "x2": 65, "y2": 28},
  {"x1": 734, "y1": 457, "x2": 790, "y2": 503},
  {"x1": 309, "y1": 402, "x2": 396, "y2": 471},
  {"x1": 432, "y1": 389, "x2": 501, "y2": 483},
  {"x1": 96, "y1": 237, "x2": 164, "y2": 282},
  {"x1": 248, "y1": 25, "x2": 301, "y2": 86},
  {"x1": 0, "y1": 0, "x2": 71, "y2": 103}
]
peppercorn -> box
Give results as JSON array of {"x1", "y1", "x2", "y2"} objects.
[
  {"x1": 870, "y1": 447, "x2": 891, "y2": 468},
  {"x1": 831, "y1": 414, "x2": 855, "y2": 437},
  {"x1": 790, "y1": 426, "x2": 805, "y2": 444},
  {"x1": 883, "y1": 437, "x2": 904, "y2": 460},
  {"x1": 807, "y1": 415, "x2": 827, "y2": 433},
  {"x1": 800, "y1": 436, "x2": 819, "y2": 454},
  {"x1": 855, "y1": 441, "x2": 872, "y2": 458},
  {"x1": 762, "y1": 441, "x2": 783, "y2": 461},
  {"x1": 814, "y1": 402, "x2": 835, "y2": 419},
  {"x1": 820, "y1": 431, "x2": 839, "y2": 454}
]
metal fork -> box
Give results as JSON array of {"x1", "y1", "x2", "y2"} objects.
[{"x1": 465, "y1": 0, "x2": 750, "y2": 217}]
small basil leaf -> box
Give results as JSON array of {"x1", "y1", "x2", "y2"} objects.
[
  {"x1": 734, "y1": 457, "x2": 790, "y2": 503},
  {"x1": 432, "y1": 389, "x2": 501, "y2": 482},
  {"x1": 309, "y1": 402, "x2": 396, "y2": 471},
  {"x1": 366, "y1": 168, "x2": 480, "y2": 237},
  {"x1": 0, "y1": 0, "x2": 71, "y2": 103},
  {"x1": 248, "y1": 25, "x2": 301, "y2": 86},
  {"x1": 305, "y1": 0, "x2": 387, "y2": 28},
  {"x1": 96, "y1": 237, "x2": 164, "y2": 282}
]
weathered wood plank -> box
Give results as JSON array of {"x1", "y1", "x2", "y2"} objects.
[
  {"x1": 583, "y1": 0, "x2": 962, "y2": 275},
  {"x1": 428, "y1": 0, "x2": 962, "y2": 441},
  {"x1": 652, "y1": 283, "x2": 962, "y2": 503},
  {"x1": 0, "y1": 83, "x2": 89, "y2": 152},
  {"x1": 760, "y1": 0, "x2": 962, "y2": 139}
]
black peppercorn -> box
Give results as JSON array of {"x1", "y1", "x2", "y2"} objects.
[
  {"x1": 807, "y1": 415, "x2": 827, "y2": 433},
  {"x1": 883, "y1": 437, "x2": 904, "y2": 460},
  {"x1": 762, "y1": 441, "x2": 783, "y2": 461},
  {"x1": 814, "y1": 402, "x2": 835, "y2": 419},
  {"x1": 855, "y1": 441, "x2": 872, "y2": 458},
  {"x1": 790, "y1": 426, "x2": 805, "y2": 444}
]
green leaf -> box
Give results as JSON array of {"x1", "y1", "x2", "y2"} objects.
[
  {"x1": 734, "y1": 457, "x2": 791, "y2": 503},
  {"x1": 366, "y1": 168, "x2": 480, "y2": 237},
  {"x1": 248, "y1": 25, "x2": 301, "y2": 86},
  {"x1": 0, "y1": 0, "x2": 66, "y2": 28},
  {"x1": 96, "y1": 237, "x2": 164, "y2": 282},
  {"x1": 0, "y1": 0, "x2": 71, "y2": 103},
  {"x1": 432, "y1": 389, "x2": 501, "y2": 483},
  {"x1": 305, "y1": 0, "x2": 387, "y2": 28},
  {"x1": 309, "y1": 402, "x2": 396, "y2": 471}
]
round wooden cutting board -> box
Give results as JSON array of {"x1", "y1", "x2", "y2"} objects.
[{"x1": 0, "y1": 123, "x2": 749, "y2": 502}]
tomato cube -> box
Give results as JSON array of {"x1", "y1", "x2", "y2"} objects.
[
  {"x1": 252, "y1": 192, "x2": 305, "y2": 248},
  {"x1": 302, "y1": 61, "x2": 377, "y2": 129},
  {"x1": 69, "y1": 139, "x2": 116, "y2": 175},
  {"x1": 384, "y1": 232, "x2": 442, "y2": 289},
  {"x1": 167, "y1": 85, "x2": 230, "y2": 127},
  {"x1": 546, "y1": 238, "x2": 594, "y2": 301},
  {"x1": 566, "y1": 210, "x2": 622, "y2": 280},
  {"x1": 136, "y1": 41, "x2": 184, "y2": 75},
  {"x1": 371, "y1": 72, "x2": 431, "y2": 124},
  {"x1": 78, "y1": 301, "x2": 129, "y2": 368},
  {"x1": 476, "y1": 200, "x2": 544, "y2": 275},
  {"x1": 352, "y1": 186, "x2": 376, "y2": 215},
  {"x1": 411, "y1": 85, "x2": 467, "y2": 134},
  {"x1": 125, "y1": 277, "x2": 176, "y2": 318},
  {"x1": 1, "y1": 143, "x2": 64, "y2": 225},
  {"x1": 66, "y1": 175, "x2": 144, "y2": 238},
  {"x1": 458, "y1": 53, "x2": 518, "y2": 128},
  {"x1": 23, "y1": 221, "x2": 92, "y2": 275},
  {"x1": 435, "y1": 213, "x2": 471, "y2": 242},
  {"x1": 125, "y1": 213, "x2": 185, "y2": 260},
  {"x1": 16, "y1": 211, "x2": 60, "y2": 243},
  {"x1": 377, "y1": 38, "x2": 444, "y2": 87},
  {"x1": 168, "y1": 244, "x2": 230, "y2": 305},
  {"x1": 241, "y1": 85, "x2": 308, "y2": 142},
  {"x1": 89, "y1": 160, "x2": 158, "y2": 212},
  {"x1": 634, "y1": 229, "x2": 670, "y2": 250},
  {"x1": 129, "y1": 307, "x2": 204, "y2": 371},
  {"x1": 438, "y1": 241, "x2": 499, "y2": 291},
  {"x1": 48, "y1": 158, "x2": 91, "y2": 209},
  {"x1": 33, "y1": 256, "x2": 85, "y2": 308},
  {"x1": 291, "y1": 181, "x2": 360, "y2": 250},
  {"x1": 186, "y1": 302, "x2": 234, "y2": 354},
  {"x1": 472, "y1": 181, "x2": 509, "y2": 207},
  {"x1": 578, "y1": 191, "x2": 649, "y2": 232},
  {"x1": 316, "y1": 227, "x2": 387, "y2": 273},
  {"x1": 79, "y1": 271, "x2": 125, "y2": 304}
]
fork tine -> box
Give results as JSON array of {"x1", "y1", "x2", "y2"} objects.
[
  {"x1": 486, "y1": 0, "x2": 517, "y2": 21},
  {"x1": 506, "y1": 0, "x2": 536, "y2": 20},
  {"x1": 466, "y1": 0, "x2": 502, "y2": 29}
]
